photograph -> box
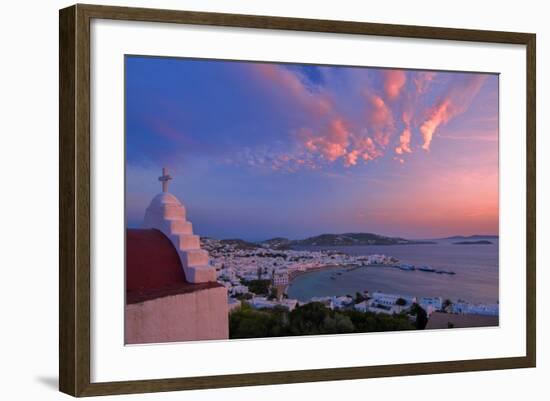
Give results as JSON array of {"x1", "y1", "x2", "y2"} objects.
[{"x1": 124, "y1": 55, "x2": 500, "y2": 345}]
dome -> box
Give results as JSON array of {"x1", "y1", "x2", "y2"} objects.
[
  {"x1": 147, "y1": 192, "x2": 182, "y2": 208},
  {"x1": 143, "y1": 191, "x2": 187, "y2": 230},
  {"x1": 126, "y1": 228, "x2": 187, "y2": 292}
]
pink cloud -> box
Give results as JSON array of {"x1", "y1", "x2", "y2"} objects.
[
  {"x1": 395, "y1": 111, "x2": 413, "y2": 155},
  {"x1": 413, "y1": 72, "x2": 437, "y2": 95},
  {"x1": 383, "y1": 70, "x2": 407, "y2": 99},
  {"x1": 234, "y1": 67, "x2": 491, "y2": 172},
  {"x1": 366, "y1": 94, "x2": 395, "y2": 147},
  {"x1": 298, "y1": 118, "x2": 382, "y2": 168},
  {"x1": 419, "y1": 75, "x2": 487, "y2": 151},
  {"x1": 395, "y1": 128, "x2": 412, "y2": 155},
  {"x1": 343, "y1": 150, "x2": 360, "y2": 167},
  {"x1": 353, "y1": 136, "x2": 382, "y2": 162},
  {"x1": 420, "y1": 99, "x2": 453, "y2": 150},
  {"x1": 252, "y1": 64, "x2": 332, "y2": 117},
  {"x1": 301, "y1": 119, "x2": 350, "y2": 162}
]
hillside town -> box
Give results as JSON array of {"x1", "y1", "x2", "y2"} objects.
[{"x1": 201, "y1": 238, "x2": 499, "y2": 325}]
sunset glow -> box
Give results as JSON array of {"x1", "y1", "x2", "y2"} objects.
[{"x1": 126, "y1": 56, "x2": 499, "y2": 240}]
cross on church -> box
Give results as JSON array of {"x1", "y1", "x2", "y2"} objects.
[{"x1": 158, "y1": 167, "x2": 172, "y2": 193}]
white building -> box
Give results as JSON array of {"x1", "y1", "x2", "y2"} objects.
[
  {"x1": 219, "y1": 266, "x2": 237, "y2": 281},
  {"x1": 333, "y1": 296, "x2": 353, "y2": 309},
  {"x1": 419, "y1": 297, "x2": 443, "y2": 316},
  {"x1": 371, "y1": 292, "x2": 416, "y2": 307},
  {"x1": 354, "y1": 300, "x2": 369, "y2": 312},
  {"x1": 273, "y1": 270, "x2": 289, "y2": 286},
  {"x1": 363, "y1": 292, "x2": 417, "y2": 315},
  {"x1": 248, "y1": 297, "x2": 298, "y2": 311},
  {"x1": 230, "y1": 284, "x2": 249, "y2": 295},
  {"x1": 249, "y1": 297, "x2": 276, "y2": 310},
  {"x1": 279, "y1": 298, "x2": 298, "y2": 311},
  {"x1": 452, "y1": 302, "x2": 499, "y2": 316}
]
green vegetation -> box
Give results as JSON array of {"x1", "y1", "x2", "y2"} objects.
[
  {"x1": 354, "y1": 291, "x2": 369, "y2": 304},
  {"x1": 243, "y1": 279, "x2": 272, "y2": 296},
  {"x1": 233, "y1": 293, "x2": 253, "y2": 301},
  {"x1": 229, "y1": 302, "x2": 415, "y2": 339},
  {"x1": 442, "y1": 299, "x2": 453, "y2": 312},
  {"x1": 267, "y1": 287, "x2": 279, "y2": 300},
  {"x1": 395, "y1": 297, "x2": 407, "y2": 306},
  {"x1": 409, "y1": 303, "x2": 428, "y2": 329}
]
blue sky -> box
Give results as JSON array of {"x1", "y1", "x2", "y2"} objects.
[{"x1": 125, "y1": 56, "x2": 498, "y2": 241}]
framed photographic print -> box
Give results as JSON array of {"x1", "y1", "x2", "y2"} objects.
[{"x1": 59, "y1": 4, "x2": 536, "y2": 397}]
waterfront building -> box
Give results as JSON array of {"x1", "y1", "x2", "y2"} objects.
[
  {"x1": 333, "y1": 296, "x2": 354, "y2": 309},
  {"x1": 371, "y1": 292, "x2": 416, "y2": 307},
  {"x1": 273, "y1": 270, "x2": 289, "y2": 286},
  {"x1": 354, "y1": 300, "x2": 369, "y2": 312},
  {"x1": 419, "y1": 297, "x2": 443, "y2": 316},
  {"x1": 452, "y1": 302, "x2": 499, "y2": 316}
]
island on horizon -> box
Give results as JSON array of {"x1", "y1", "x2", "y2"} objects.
[{"x1": 452, "y1": 240, "x2": 493, "y2": 245}]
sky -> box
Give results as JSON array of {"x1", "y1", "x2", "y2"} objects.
[{"x1": 125, "y1": 56, "x2": 499, "y2": 241}]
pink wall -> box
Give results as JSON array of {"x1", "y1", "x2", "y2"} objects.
[{"x1": 125, "y1": 286, "x2": 228, "y2": 344}]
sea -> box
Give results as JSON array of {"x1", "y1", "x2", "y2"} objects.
[{"x1": 287, "y1": 238, "x2": 499, "y2": 304}]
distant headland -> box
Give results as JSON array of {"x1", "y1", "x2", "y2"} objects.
[
  {"x1": 204, "y1": 233, "x2": 499, "y2": 250},
  {"x1": 261, "y1": 233, "x2": 436, "y2": 249},
  {"x1": 452, "y1": 240, "x2": 493, "y2": 245}
]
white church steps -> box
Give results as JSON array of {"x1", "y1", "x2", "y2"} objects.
[
  {"x1": 180, "y1": 249, "x2": 209, "y2": 268},
  {"x1": 142, "y1": 170, "x2": 217, "y2": 284},
  {"x1": 168, "y1": 220, "x2": 193, "y2": 235},
  {"x1": 184, "y1": 265, "x2": 218, "y2": 284},
  {"x1": 174, "y1": 233, "x2": 201, "y2": 250}
]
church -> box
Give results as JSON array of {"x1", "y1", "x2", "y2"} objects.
[{"x1": 125, "y1": 168, "x2": 229, "y2": 344}]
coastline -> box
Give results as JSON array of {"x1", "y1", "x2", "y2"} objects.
[{"x1": 288, "y1": 263, "x2": 395, "y2": 283}]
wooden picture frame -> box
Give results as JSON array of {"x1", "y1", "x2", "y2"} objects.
[{"x1": 59, "y1": 3, "x2": 536, "y2": 397}]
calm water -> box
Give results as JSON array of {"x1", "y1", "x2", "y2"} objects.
[{"x1": 287, "y1": 240, "x2": 499, "y2": 304}]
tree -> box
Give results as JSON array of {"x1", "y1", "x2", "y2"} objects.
[
  {"x1": 409, "y1": 303, "x2": 428, "y2": 329},
  {"x1": 234, "y1": 292, "x2": 252, "y2": 301},
  {"x1": 442, "y1": 299, "x2": 453, "y2": 312},
  {"x1": 229, "y1": 305, "x2": 286, "y2": 339},
  {"x1": 323, "y1": 314, "x2": 355, "y2": 334},
  {"x1": 246, "y1": 279, "x2": 271, "y2": 296},
  {"x1": 228, "y1": 301, "x2": 417, "y2": 339},
  {"x1": 288, "y1": 302, "x2": 331, "y2": 335},
  {"x1": 354, "y1": 292, "x2": 366, "y2": 304},
  {"x1": 395, "y1": 297, "x2": 407, "y2": 306},
  {"x1": 416, "y1": 308, "x2": 428, "y2": 329},
  {"x1": 267, "y1": 287, "x2": 278, "y2": 300}
]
